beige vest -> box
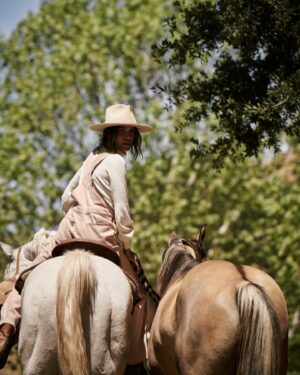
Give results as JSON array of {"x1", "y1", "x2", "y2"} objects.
[{"x1": 55, "y1": 152, "x2": 119, "y2": 251}]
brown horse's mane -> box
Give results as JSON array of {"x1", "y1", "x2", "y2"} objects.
[{"x1": 157, "y1": 243, "x2": 203, "y2": 296}]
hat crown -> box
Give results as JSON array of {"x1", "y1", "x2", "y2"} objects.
[
  {"x1": 90, "y1": 103, "x2": 152, "y2": 133},
  {"x1": 105, "y1": 104, "x2": 137, "y2": 125}
]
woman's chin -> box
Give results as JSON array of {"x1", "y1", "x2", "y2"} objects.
[{"x1": 121, "y1": 146, "x2": 131, "y2": 153}]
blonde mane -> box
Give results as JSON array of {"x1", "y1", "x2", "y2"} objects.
[
  {"x1": 22, "y1": 228, "x2": 57, "y2": 261},
  {"x1": 4, "y1": 228, "x2": 56, "y2": 279}
]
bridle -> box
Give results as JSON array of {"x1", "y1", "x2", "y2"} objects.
[{"x1": 14, "y1": 247, "x2": 22, "y2": 276}]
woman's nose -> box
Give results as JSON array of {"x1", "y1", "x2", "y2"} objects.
[{"x1": 124, "y1": 133, "x2": 133, "y2": 140}]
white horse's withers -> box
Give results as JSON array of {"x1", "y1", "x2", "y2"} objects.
[
  {"x1": 1, "y1": 230, "x2": 133, "y2": 375},
  {"x1": 1, "y1": 228, "x2": 57, "y2": 280}
]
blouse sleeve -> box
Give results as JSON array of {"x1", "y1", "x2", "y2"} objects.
[
  {"x1": 105, "y1": 155, "x2": 134, "y2": 249},
  {"x1": 61, "y1": 167, "x2": 82, "y2": 214}
]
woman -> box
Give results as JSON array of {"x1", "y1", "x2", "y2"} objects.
[{"x1": 0, "y1": 104, "x2": 153, "y2": 372}]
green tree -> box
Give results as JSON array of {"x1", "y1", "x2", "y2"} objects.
[
  {"x1": 0, "y1": 0, "x2": 169, "y2": 245},
  {"x1": 0, "y1": 1, "x2": 299, "y2": 373},
  {"x1": 129, "y1": 130, "x2": 300, "y2": 373},
  {"x1": 153, "y1": 0, "x2": 300, "y2": 166}
]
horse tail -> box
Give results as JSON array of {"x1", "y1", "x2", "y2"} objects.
[
  {"x1": 236, "y1": 281, "x2": 281, "y2": 375},
  {"x1": 56, "y1": 250, "x2": 97, "y2": 375}
]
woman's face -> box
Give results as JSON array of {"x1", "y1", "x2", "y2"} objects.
[{"x1": 115, "y1": 126, "x2": 136, "y2": 154}]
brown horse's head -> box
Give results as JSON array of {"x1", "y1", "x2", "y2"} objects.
[{"x1": 157, "y1": 225, "x2": 207, "y2": 296}]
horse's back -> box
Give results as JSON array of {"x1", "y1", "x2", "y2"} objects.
[
  {"x1": 183, "y1": 260, "x2": 288, "y2": 331},
  {"x1": 19, "y1": 254, "x2": 132, "y2": 375},
  {"x1": 184, "y1": 259, "x2": 286, "y2": 298}
]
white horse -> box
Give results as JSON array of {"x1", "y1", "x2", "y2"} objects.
[{"x1": 1, "y1": 230, "x2": 133, "y2": 375}]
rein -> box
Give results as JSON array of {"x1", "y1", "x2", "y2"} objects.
[{"x1": 15, "y1": 247, "x2": 21, "y2": 276}]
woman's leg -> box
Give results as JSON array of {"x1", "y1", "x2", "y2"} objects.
[
  {"x1": 0, "y1": 289, "x2": 21, "y2": 328},
  {"x1": 0, "y1": 289, "x2": 21, "y2": 368}
]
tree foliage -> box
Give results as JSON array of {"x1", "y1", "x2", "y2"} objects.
[
  {"x1": 153, "y1": 0, "x2": 300, "y2": 166},
  {"x1": 0, "y1": 0, "x2": 168, "y2": 244},
  {"x1": 130, "y1": 137, "x2": 300, "y2": 373},
  {"x1": 0, "y1": 1, "x2": 299, "y2": 374}
]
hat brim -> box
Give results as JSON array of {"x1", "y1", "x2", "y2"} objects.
[{"x1": 90, "y1": 122, "x2": 152, "y2": 133}]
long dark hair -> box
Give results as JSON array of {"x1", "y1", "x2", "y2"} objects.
[{"x1": 94, "y1": 126, "x2": 142, "y2": 160}]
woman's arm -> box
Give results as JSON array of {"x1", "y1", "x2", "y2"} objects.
[
  {"x1": 61, "y1": 167, "x2": 82, "y2": 214},
  {"x1": 105, "y1": 155, "x2": 134, "y2": 250}
]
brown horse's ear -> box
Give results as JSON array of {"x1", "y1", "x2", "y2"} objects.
[
  {"x1": 169, "y1": 231, "x2": 178, "y2": 245},
  {"x1": 197, "y1": 224, "x2": 207, "y2": 246}
]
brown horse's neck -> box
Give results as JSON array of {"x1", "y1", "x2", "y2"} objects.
[{"x1": 157, "y1": 246, "x2": 203, "y2": 296}]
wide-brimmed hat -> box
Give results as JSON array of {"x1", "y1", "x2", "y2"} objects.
[{"x1": 90, "y1": 104, "x2": 152, "y2": 133}]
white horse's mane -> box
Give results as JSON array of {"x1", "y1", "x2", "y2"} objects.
[
  {"x1": 22, "y1": 228, "x2": 56, "y2": 261},
  {"x1": 4, "y1": 228, "x2": 56, "y2": 279}
]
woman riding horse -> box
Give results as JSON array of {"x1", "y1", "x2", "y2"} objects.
[{"x1": 0, "y1": 104, "x2": 154, "y2": 373}]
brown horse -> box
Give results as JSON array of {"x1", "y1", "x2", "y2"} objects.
[{"x1": 148, "y1": 225, "x2": 288, "y2": 375}]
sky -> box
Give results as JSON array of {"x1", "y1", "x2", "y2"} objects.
[{"x1": 0, "y1": 0, "x2": 41, "y2": 38}]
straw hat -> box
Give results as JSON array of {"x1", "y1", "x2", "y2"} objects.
[{"x1": 90, "y1": 104, "x2": 152, "y2": 133}]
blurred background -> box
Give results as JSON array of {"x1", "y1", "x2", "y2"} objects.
[{"x1": 0, "y1": 0, "x2": 299, "y2": 374}]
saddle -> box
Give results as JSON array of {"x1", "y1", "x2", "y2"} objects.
[{"x1": 52, "y1": 239, "x2": 121, "y2": 266}]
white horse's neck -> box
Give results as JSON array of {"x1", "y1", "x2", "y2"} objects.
[
  {"x1": 22, "y1": 228, "x2": 56, "y2": 261},
  {"x1": 3, "y1": 228, "x2": 56, "y2": 280}
]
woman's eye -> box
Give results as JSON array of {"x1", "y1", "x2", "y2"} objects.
[{"x1": 119, "y1": 129, "x2": 134, "y2": 136}]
